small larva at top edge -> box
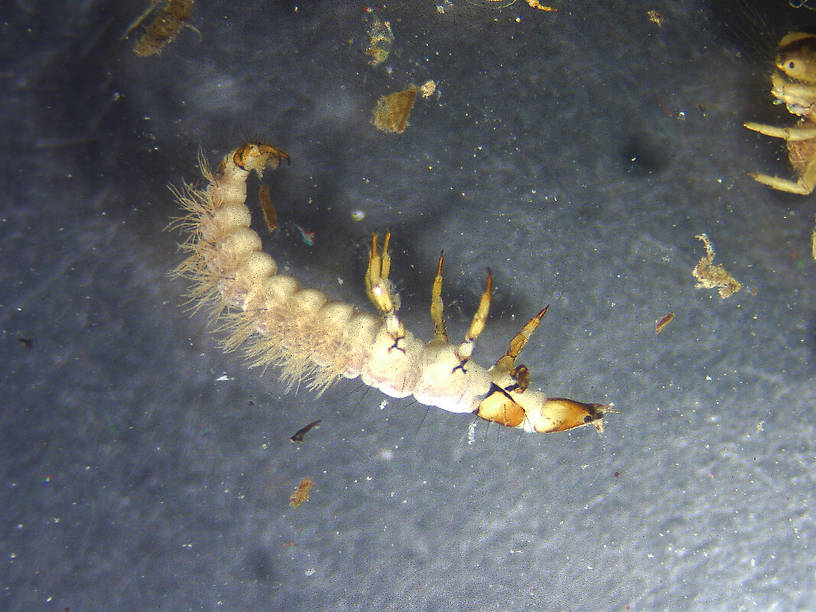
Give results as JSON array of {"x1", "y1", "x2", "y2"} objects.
[{"x1": 132, "y1": 0, "x2": 194, "y2": 57}]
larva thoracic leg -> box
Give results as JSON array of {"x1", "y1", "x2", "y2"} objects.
[{"x1": 170, "y1": 143, "x2": 610, "y2": 434}]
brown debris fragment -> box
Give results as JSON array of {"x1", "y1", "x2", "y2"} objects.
[
  {"x1": 366, "y1": 18, "x2": 394, "y2": 66},
  {"x1": 373, "y1": 87, "x2": 418, "y2": 134},
  {"x1": 525, "y1": 0, "x2": 557, "y2": 10},
  {"x1": 131, "y1": 0, "x2": 194, "y2": 57},
  {"x1": 289, "y1": 478, "x2": 314, "y2": 508},
  {"x1": 258, "y1": 185, "x2": 278, "y2": 234},
  {"x1": 290, "y1": 419, "x2": 321, "y2": 443},
  {"x1": 692, "y1": 234, "x2": 742, "y2": 299},
  {"x1": 647, "y1": 10, "x2": 663, "y2": 27},
  {"x1": 812, "y1": 215, "x2": 816, "y2": 261},
  {"x1": 654, "y1": 312, "x2": 674, "y2": 334}
]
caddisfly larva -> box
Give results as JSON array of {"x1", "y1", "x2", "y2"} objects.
[{"x1": 170, "y1": 143, "x2": 610, "y2": 434}]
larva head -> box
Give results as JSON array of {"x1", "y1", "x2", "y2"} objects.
[
  {"x1": 776, "y1": 32, "x2": 816, "y2": 84},
  {"x1": 231, "y1": 143, "x2": 290, "y2": 177}
]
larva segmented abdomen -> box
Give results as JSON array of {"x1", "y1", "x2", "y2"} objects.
[{"x1": 172, "y1": 143, "x2": 610, "y2": 434}]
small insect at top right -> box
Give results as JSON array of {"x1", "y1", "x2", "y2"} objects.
[{"x1": 745, "y1": 32, "x2": 816, "y2": 195}]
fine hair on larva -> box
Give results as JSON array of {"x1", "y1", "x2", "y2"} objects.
[{"x1": 169, "y1": 142, "x2": 611, "y2": 434}]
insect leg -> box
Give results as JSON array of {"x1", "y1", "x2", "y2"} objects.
[
  {"x1": 744, "y1": 122, "x2": 816, "y2": 141},
  {"x1": 365, "y1": 231, "x2": 406, "y2": 349},
  {"x1": 493, "y1": 305, "x2": 549, "y2": 386},
  {"x1": 454, "y1": 270, "x2": 492, "y2": 371},
  {"x1": 430, "y1": 251, "x2": 448, "y2": 341}
]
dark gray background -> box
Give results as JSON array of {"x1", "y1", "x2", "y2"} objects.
[{"x1": 2, "y1": 0, "x2": 814, "y2": 609}]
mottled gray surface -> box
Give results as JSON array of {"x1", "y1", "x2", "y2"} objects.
[{"x1": 2, "y1": 0, "x2": 814, "y2": 610}]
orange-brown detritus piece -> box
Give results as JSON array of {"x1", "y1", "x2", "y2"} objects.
[
  {"x1": 524, "y1": 0, "x2": 557, "y2": 10},
  {"x1": 469, "y1": 0, "x2": 557, "y2": 10},
  {"x1": 812, "y1": 216, "x2": 816, "y2": 261},
  {"x1": 289, "y1": 478, "x2": 314, "y2": 508},
  {"x1": 258, "y1": 185, "x2": 278, "y2": 234},
  {"x1": 373, "y1": 87, "x2": 419, "y2": 134},
  {"x1": 655, "y1": 312, "x2": 674, "y2": 334},
  {"x1": 366, "y1": 18, "x2": 394, "y2": 66},
  {"x1": 692, "y1": 234, "x2": 741, "y2": 299}
]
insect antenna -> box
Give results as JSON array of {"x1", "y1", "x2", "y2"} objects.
[
  {"x1": 412, "y1": 403, "x2": 432, "y2": 439},
  {"x1": 355, "y1": 382, "x2": 373, "y2": 409}
]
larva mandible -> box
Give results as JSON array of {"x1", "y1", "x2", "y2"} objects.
[{"x1": 170, "y1": 143, "x2": 610, "y2": 434}]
